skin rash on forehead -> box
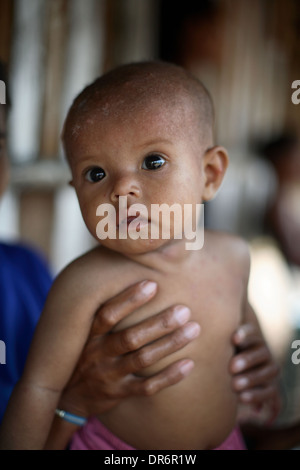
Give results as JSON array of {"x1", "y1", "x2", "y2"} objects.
[{"x1": 63, "y1": 95, "x2": 211, "y2": 164}]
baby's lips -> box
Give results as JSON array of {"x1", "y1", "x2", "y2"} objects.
[
  {"x1": 118, "y1": 216, "x2": 150, "y2": 228},
  {"x1": 126, "y1": 215, "x2": 143, "y2": 225}
]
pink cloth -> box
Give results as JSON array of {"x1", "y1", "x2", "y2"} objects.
[
  {"x1": 70, "y1": 417, "x2": 134, "y2": 450},
  {"x1": 70, "y1": 416, "x2": 247, "y2": 450},
  {"x1": 214, "y1": 426, "x2": 246, "y2": 450}
]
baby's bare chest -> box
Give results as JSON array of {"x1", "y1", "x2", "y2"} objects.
[{"x1": 111, "y1": 262, "x2": 244, "y2": 338}]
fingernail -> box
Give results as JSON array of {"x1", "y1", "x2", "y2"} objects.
[
  {"x1": 141, "y1": 281, "x2": 157, "y2": 296},
  {"x1": 233, "y1": 358, "x2": 246, "y2": 373},
  {"x1": 179, "y1": 360, "x2": 194, "y2": 375},
  {"x1": 235, "y1": 377, "x2": 249, "y2": 390},
  {"x1": 174, "y1": 306, "x2": 191, "y2": 325},
  {"x1": 184, "y1": 322, "x2": 201, "y2": 339},
  {"x1": 235, "y1": 329, "x2": 246, "y2": 343},
  {"x1": 240, "y1": 391, "x2": 252, "y2": 402}
]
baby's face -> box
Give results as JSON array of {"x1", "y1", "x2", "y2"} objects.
[
  {"x1": 0, "y1": 107, "x2": 9, "y2": 198},
  {"x1": 65, "y1": 101, "x2": 208, "y2": 255}
]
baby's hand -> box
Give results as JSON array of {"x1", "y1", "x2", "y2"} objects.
[{"x1": 230, "y1": 323, "x2": 281, "y2": 424}]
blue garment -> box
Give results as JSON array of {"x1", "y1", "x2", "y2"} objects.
[{"x1": 0, "y1": 242, "x2": 53, "y2": 422}]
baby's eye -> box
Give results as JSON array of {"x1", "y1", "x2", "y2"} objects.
[
  {"x1": 142, "y1": 154, "x2": 166, "y2": 170},
  {"x1": 85, "y1": 166, "x2": 106, "y2": 183}
]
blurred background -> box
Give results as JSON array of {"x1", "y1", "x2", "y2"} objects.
[{"x1": 0, "y1": 0, "x2": 299, "y2": 427}]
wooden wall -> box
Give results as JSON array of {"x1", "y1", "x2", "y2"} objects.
[
  {"x1": 0, "y1": 0, "x2": 299, "y2": 271},
  {"x1": 0, "y1": 0, "x2": 299, "y2": 425},
  {"x1": 0, "y1": 0, "x2": 158, "y2": 273}
]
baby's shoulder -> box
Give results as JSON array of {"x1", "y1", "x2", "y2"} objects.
[
  {"x1": 51, "y1": 246, "x2": 130, "y2": 304},
  {"x1": 61, "y1": 245, "x2": 123, "y2": 274}
]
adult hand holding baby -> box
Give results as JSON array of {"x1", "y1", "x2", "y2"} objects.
[
  {"x1": 231, "y1": 322, "x2": 281, "y2": 423},
  {"x1": 45, "y1": 281, "x2": 280, "y2": 450},
  {"x1": 60, "y1": 280, "x2": 199, "y2": 416},
  {"x1": 62, "y1": 282, "x2": 280, "y2": 420},
  {"x1": 45, "y1": 280, "x2": 200, "y2": 449}
]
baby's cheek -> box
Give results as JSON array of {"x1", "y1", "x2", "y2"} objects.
[{"x1": 79, "y1": 200, "x2": 100, "y2": 237}]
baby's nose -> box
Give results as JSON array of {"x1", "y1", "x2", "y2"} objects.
[{"x1": 110, "y1": 175, "x2": 141, "y2": 202}]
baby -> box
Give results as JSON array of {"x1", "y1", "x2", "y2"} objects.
[{"x1": 0, "y1": 62, "x2": 258, "y2": 450}]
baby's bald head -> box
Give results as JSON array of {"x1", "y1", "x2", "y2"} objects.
[{"x1": 62, "y1": 61, "x2": 214, "y2": 157}]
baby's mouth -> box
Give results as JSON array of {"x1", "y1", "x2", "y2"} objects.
[
  {"x1": 126, "y1": 215, "x2": 139, "y2": 226},
  {"x1": 117, "y1": 213, "x2": 150, "y2": 231}
]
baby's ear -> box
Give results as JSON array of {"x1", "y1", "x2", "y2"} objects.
[
  {"x1": 202, "y1": 145, "x2": 229, "y2": 201},
  {"x1": 68, "y1": 180, "x2": 74, "y2": 187}
]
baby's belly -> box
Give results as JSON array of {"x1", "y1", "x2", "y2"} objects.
[
  {"x1": 103, "y1": 271, "x2": 242, "y2": 449},
  {"x1": 99, "y1": 341, "x2": 238, "y2": 450}
]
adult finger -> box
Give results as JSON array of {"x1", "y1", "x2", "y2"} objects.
[
  {"x1": 103, "y1": 305, "x2": 192, "y2": 356},
  {"x1": 238, "y1": 384, "x2": 279, "y2": 405},
  {"x1": 232, "y1": 363, "x2": 280, "y2": 391},
  {"x1": 230, "y1": 345, "x2": 271, "y2": 374},
  {"x1": 118, "y1": 321, "x2": 200, "y2": 375},
  {"x1": 90, "y1": 280, "x2": 157, "y2": 336},
  {"x1": 232, "y1": 323, "x2": 263, "y2": 349},
  {"x1": 123, "y1": 359, "x2": 195, "y2": 397}
]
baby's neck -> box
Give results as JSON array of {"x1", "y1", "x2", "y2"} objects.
[{"x1": 123, "y1": 238, "x2": 197, "y2": 273}]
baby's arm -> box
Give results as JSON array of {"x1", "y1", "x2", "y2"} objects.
[{"x1": 0, "y1": 260, "x2": 102, "y2": 450}]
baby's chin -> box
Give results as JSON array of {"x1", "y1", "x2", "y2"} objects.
[{"x1": 94, "y1": 236, "x2": 173, "y2": 257}]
